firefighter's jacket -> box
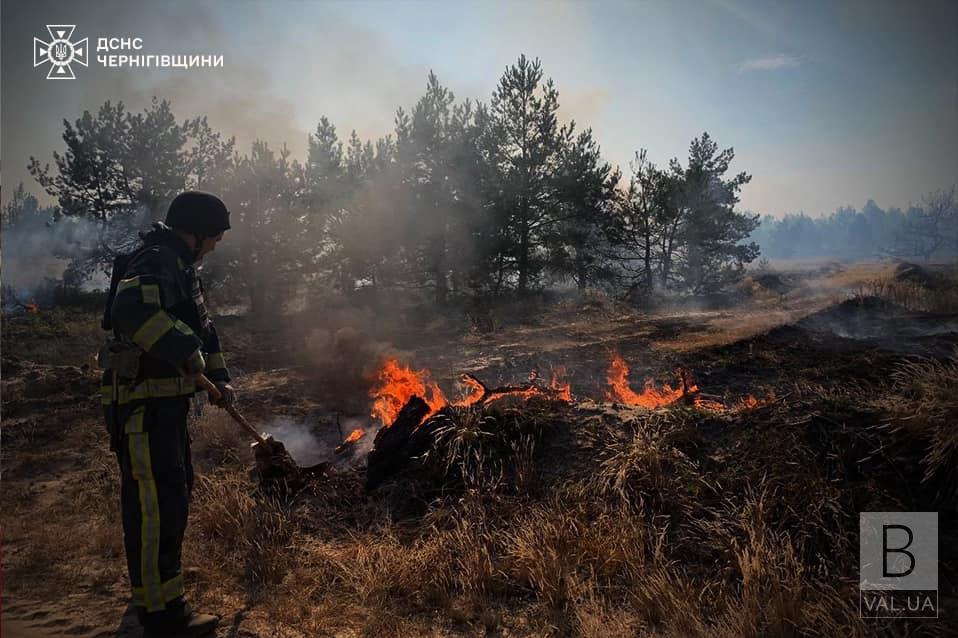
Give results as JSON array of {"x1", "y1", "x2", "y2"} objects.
[{"x1": 101, "y1": 226, "x2": 230, "y2": 413}]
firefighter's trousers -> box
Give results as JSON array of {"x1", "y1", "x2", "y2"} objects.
[{"x1": 114, "y1": 396, "x2": 194, "y2": 616}]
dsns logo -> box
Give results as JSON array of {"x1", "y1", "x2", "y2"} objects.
[{"x1": 34, "y1": 25, "x2": 88, "y2": 79}]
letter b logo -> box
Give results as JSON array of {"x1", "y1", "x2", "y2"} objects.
[{"x1": 882, "y1": 524, "x2": 915, "y2": 577}]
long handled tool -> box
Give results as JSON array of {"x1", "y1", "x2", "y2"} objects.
[
  {"x1": 194, "y1": 374, "x2": 269, "y2": 445},
  {"x1": 193, "y1": 374, "x2": 319, "y2": 496}
]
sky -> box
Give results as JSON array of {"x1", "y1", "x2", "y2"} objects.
[{"x1": 2, "y1": 0, "x2": 956, "y2": 217}]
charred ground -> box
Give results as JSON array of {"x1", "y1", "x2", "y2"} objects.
[{"x1": 2, "y1": 262, "x2": 957, "y2": 637}]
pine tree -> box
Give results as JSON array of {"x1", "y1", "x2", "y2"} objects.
[
  {"x1": 183, "y1": 115, "x2": 236, "y2": 193},
  {"x1": 486, "y1": 55, "x2": 563, "y2": 294},
  {"x1": 547, "y1": 125, "x2": 620, "y2": 289},
  {"x1": 671, "y1": 133, "x2": 759, "y2": 292},
  {"x1": 27, "y1": 98, "x2": 192, "y2": 278},
  {"x1": 610, "y1": 150, "x2": 677, "y2": 296}
]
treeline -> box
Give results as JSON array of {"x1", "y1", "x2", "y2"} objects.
[
  {"x1": 10, "y1": 55, "x2": 784, "y2": 313},
  {"x1": 750, "y1": 192, "x2": 958, "y2": 261}
]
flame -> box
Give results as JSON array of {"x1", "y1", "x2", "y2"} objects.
[
  {"x1": 369, "y1": 359, "x2": 576, "y2": 428},
  {"x1": 369, "y1": 358, "x2": 448, "y2": 426},
  {"x1": 693, "y1": 391, "x2": 776, "y2": 413},
  {"x1": 481, "y1": 367, "x2": 573, "y2": 404},
  {"x1": 343, "y1": 428, "x2": 365, "y2": 444},
  {"x1": 335, "y1": 427, "x2": 367, "y2": 455},
  {"x1": 487, "y1": 386, "x2": 541, "y2": 402},
  {"x1": 454, "y1": 374, "x2": 486, "y2": 407},
  {"x1": 736, "y1": 391, "x2": 776, "y2": 411},
  {"x1": 605, "y1": 353, "x2": 691, "y2": 408},
  {"x1": 549, "y1": 366, "x2": 573, "y2": 402},
  {"x1": 371, "y1": 353, "x2": 775, "y2": 430},
  {"x1": 692, "y1": 396, "x2": 727, "y2": 412},
  {"x1": 25, "y1": 302, "x2": 39, "y2": 314}
]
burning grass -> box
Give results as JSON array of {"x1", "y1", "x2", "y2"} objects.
[
  {"x1": 196, "y1": 312, "x2": 955, "y2": 633},
  {"x1": 4, "y1": 282, "x2": 957, "y2": 636}
]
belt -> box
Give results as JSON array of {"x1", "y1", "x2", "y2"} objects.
[{"x1": 100, "y1": 376, "x2": 197, "y2": 406}]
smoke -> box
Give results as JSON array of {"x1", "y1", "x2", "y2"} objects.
[
  {"x1": 261, "y1": 414, "x2": 378, "y2": 467},
  {"x1": 297, "y1": 321, "x2": 406, "y2": 415},
  {"x1": 2, "y1": 1, "x2": 432, "y2": 207},
  {"x1": 261, "y1": 416, "x2": 328, "y2": 467},
  {"x1": 2, "y1": 208, "x2": 151, "y2": 301}
]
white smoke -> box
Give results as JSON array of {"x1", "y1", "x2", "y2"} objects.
[
  {"x1": 261, "y1": 413, "x2": 379, "y2": 467},
  {"x1": 2, "y1": 208, "x2": 152, "y2": 300}
]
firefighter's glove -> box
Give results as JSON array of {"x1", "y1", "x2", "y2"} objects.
[
  {"x1": 182, "y1": 348, "x2": 206, "y2": 377},
  {"x1": 210, "y1": 382, "x2": 236, "y2": 408}
]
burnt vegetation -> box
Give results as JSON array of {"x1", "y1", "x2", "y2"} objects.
[
  {"x1": 4, "y1": 285, "x2": 958, "y2": 635},
  {"x1": 2, "y1": 54, "x2": 958, "y2": 636}
]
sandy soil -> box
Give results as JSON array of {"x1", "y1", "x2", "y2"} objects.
[{"x1": 2, "y1": 261, "x2": 955, "y2": 636}]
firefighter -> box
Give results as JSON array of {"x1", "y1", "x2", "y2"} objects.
[{"x1": 99, "y1": 191, "x2": 234, "y2": 636}]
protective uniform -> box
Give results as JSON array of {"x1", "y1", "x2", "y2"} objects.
[{"x1": 101, "y1": 192, "x2": 230, "y2": 634}]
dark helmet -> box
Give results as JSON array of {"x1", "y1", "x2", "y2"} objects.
[{"x1": 164, "y1": 191, "x2": 231, "y2": 237}]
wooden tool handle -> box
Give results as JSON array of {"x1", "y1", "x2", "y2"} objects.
[{"x1": 196, "y1": 374, "x2": 269, "y2": 446}]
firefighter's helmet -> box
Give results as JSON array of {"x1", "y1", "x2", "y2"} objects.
[{"x1": 164, "y1": 191, "x2": 231, "y2": 237}]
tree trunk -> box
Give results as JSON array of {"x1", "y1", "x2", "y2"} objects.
[
  {"x1": 517, "y1": 221, "x2": 530, "y2": 293},
  {"x1": 576, "y1": 255, "x2": 588, "y2": 290},
  {"x1": 643, "y1": 229, "x2": 653, "y2": 290}
]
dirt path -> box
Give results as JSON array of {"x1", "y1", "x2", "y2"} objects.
[{"x1": 1, "y1": 598, "x2": 136, "y2": 637}]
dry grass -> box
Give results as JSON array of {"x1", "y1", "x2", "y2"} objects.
[
  {"x1": 588, "y1": 410, "x2": 705, "y2": 516},
  {"x1": 859, "y1": 277, "x2": 958, "y2": 313},
  {"x1": 189, "y1": 407, "x2": 251, "y2": 466},
  {"x1": 188, "y1": 471, "x2": 301, "y2": 599},
  {"x1": 4, "y1": 270, "x2": 956, "y2": 636},
  {"x1": 883, "y1": 355, "x2": 958, "y2": 490},
  {"x1": 1, "y1": 306, "x2": 103, "y2": 365}
]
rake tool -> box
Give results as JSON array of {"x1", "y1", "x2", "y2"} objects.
[
  {"x1": 194, "y1": 374, "x2": 316, "y2": 494},
  {"x1": 195, "y1": 374, "x2": 269, "y2": 445}
]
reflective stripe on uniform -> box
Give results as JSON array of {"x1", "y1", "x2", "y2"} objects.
[
  {"x1": 127, "y1": 413, "x2": 163, "y2": 611},
  {"x1": 132, "y1": 574, "x2": 185, "y2": 608},
  {"x1": 132, "y1": 310, "x2": 176, "y2": 351},
  {"x1": 207, "y1": 352, "x2": 226, "y2": 370},
  {"x1": 141, "y1": 284, "x2": 161, "y2": 306},
  {"x1": 117, "y1": 276, "x2": 141, "y2": 293},
  {"x1": 125, "y1": 407, "x2": 145, "y2": 434},
  {"x1": 100, "y1": 377, "x2": 197, "y2": 406},
  {"x1": 172, "y1": 319, "x2": 195, "y2": 338}
]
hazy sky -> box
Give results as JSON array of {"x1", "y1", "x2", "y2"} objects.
[{"x1": 3, "y1": 0, "x2": 956, "y2": 217}]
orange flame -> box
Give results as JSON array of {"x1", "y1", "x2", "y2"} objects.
[
  {"x1": 454, "y1": 375, "x2": 486, "y2": 407},
  {"x1": 549, "y1": 366, "x2": 573, "y2": 402},
  {"x1": 369, "y1": 359, "x2": 576, "y2": 428},
  {"x1": 605, "y1": 353, "x2": 692, "y2": 408},
  {"x1": 335, "y1": 427, "x2": 367, "y2": 454},
  {"x1": 693, "y1": 391, "x2": 776, "y2": 413},
  {"x1": 488, "y1": 386, "x2": 542, "y2": 402},
  {"x1": 692, "y1": 396, "x2": 727, "y2": 412},
  {"x1": 343, "y1": 428, "x2": 365, "y2": 444},
  {"x1": 736, "y1": 391, "x2": 776, "y2": 411},
  {"x1": 25, "y1": 302, "x2": 39, "y2": 314},
  {"x1": 369, "y1": 358, "x2": 447, "y2": 426}
]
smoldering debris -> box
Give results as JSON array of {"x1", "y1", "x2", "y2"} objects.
[
  {"x1": 260, "y1": 413, "x2": 378, "y2": 468},
  {"x1": 261, "y1": 416, "x2": 328, "y2": 467}
]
